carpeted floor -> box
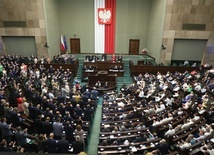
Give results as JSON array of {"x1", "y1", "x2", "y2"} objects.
[{"x1": 86, "y1": 97, "x2": 103, "y2": 155}]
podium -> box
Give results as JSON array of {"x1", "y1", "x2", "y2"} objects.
[{"x1": 88, "y1": 71, "x2": 117, "y2": 93}]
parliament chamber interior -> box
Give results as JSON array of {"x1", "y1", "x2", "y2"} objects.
[{"x1": 0, "y1": 0, "x2": 214, "y2": 155}]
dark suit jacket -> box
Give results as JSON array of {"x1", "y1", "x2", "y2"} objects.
[
  {"x1": 0, "y1": 122, "x2": 12, "y2": 137},
  {"x1": 45, "y1": 139, "x2": 58, "y2": 153},
  {"x1": 58, "y1": 139, "x2": 69, "y2": 153},
  {"x1": 15, "y1": 131, "x2": 27, "y2": 146},
  {"x1": 91, "y1": 90, "x2": 98, "y2": 100},
  {"x1": 42, "y1": 121, "x2": 53, "y2": 136},
  {"x1": 64, "y1": 125, "x2": 74, "y2": 143},
  {"x1": 156, "y1": 143, "x2": 170, "y2": 154},
  {"x1": 72, "y1": 141, "x2": 84, "y2": 154}
]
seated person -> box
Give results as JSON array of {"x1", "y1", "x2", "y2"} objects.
[
  {"x1": 118, "y1": 66, "x2": 124, "y2": 71},
  {"x1": 101, "y1": 54, "x2": 107, "y2": 61},
  {"x1": 192, "y1": 62, "x2": 197, "y2": 67},
  {"x1": 86, "y1": 65, "x2": 96, "y2": 72},
  {"x1": 203, "y1": 62, "x2": 211, "y2": 68},
  {"x1": 104, "y1": 82, "x2": 109, "y2": 88},
  {"x1": 82, "y1": 65, "x2": 87, "y2": 71},
  {"x1": 117, "y1": 54, "x2": 123, "y2": 62},
  {"x1": 89, "y1": 55, "x2": 96, "y2": 62},
  {"x1": 85, "y1": 56, "x2": 90, "y2": 62},
  {"x1": 111, "y1": 54, "x2": 116, "y2": 62},
  {"x1": 70, "y1": 55, "x2": 75, "y2": 63},
  {"x1": 183, "y1": 60, "x2": 189, "y2": 66},
  {"x1": 95, "y1": 81, "x2": 101, "y2": 88},
  {"x1": 110, "y1": 65, "x2": 119, "y2": 71}
]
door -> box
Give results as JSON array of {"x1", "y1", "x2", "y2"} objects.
[
  {"x1": 129, "y1": 39, "x2": 140, "y2": 55},
  {"x1": 70, "y1": 38, "x2": 80, "y2": 54}
]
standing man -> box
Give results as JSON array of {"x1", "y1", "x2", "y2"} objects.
[{"x1": 91, "y1": 87, "x2": 98, "y2": 101}]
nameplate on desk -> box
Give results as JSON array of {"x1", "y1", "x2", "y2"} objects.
[{"x1": 85, "y1": 70, "x2": 94, "y2": 72}]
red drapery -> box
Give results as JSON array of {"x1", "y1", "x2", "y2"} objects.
[{"x1": 104, "y1": 0, "x2": 116, "y2": 54}]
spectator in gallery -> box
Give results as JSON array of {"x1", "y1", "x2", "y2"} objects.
[
  {"x1": 192, "y1": 63, "x2": 197, "y2": 67},
  {"x1": 111, "y1": 54, "x2": 116, "y2": 62},
  {"x1": 117, "y1": 54, "x2": 123, "y2": 62},
  {"x1": 203, "y1": 62, "x2": 211, "y2": 68},
  {"x1": 183, "y1": 60, "x2": 189, "y2": 66}
]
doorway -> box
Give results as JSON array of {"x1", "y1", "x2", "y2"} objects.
[
  {"x1": 70, "y1": 38, "x2": 80, "y2": 54},
  {"x1": 129, "y1": 39, "x2": 140, "y2": 55}
]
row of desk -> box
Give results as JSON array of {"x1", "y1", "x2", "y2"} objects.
[{"x1": 82, "y1": 61, "x2": 124, "y2": 80}]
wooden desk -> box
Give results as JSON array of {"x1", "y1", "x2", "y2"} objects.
[
  {"x1": 98, "y1": 138, "x2": 161, "y2": 155},
  {"x1": 108, "y1": 70, "x2": 124, "y2": 77},
  {"x1": 88, "y1": 72, "x2": 117, "y2": 93},
  {"x1": 84, "y1": 61, "x2": 124, "y2": 71},
  {"x1": 82, "y1": 61, "x2": 124, "y2": 80}
]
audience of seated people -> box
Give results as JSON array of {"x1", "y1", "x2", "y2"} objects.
[
  {"x1": 0, "y1": 54, "x2": 97, "y2": 154},
  {"x1": 98, "y1": 66, "x2": 213, "y2": 155}
]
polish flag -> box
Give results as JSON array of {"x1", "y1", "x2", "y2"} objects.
[
  {"x1": 94, "y1": 0, "x2": 116, "y2": 54},
  {"x1": 60, "y1": 35, "x2": 66, "y2": 53}
]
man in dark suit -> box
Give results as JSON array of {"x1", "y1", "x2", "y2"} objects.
[
  {"x1": 58, "y1": 134, "x2": 69, "y2": 153},
  {"x1": 44, "y1": 133, "x2": 58, "y2": 153},
  {"x1": 34, "y1": 115, "x2": 43, "y2": 134},
  {"x1": 42, "y1": 117, "x2": 53, "y2": 136},
  {"x1": 91, "y1": 87, "x2": 98, "y2": 101},
  {"x1": 15, "y1": 126, "x2": 28, "y2": 149},
  {"x1": 156, "y1": 139, "x2": 170, "y2": 154},
  {"x1": 0, "y1": 118, "x2": 12, "y2": 143},
  {"x1": 64, "y1": 121, "x2": 74, "y2": 143},
  {"x1": 83, "y1": 104, "x2": 93, "y2": 122}
]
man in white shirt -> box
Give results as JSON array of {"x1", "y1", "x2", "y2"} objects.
[{"x1": 165, "y1": 126, "x2": 175, "y2": 137}]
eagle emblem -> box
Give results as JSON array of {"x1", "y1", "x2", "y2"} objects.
[{"x1": 98, "y1": 8, "x2": 112, "y2": 24}]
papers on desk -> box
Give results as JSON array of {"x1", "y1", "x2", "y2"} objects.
[
  {"x1": 150, "y1": 143, "x2": 155, "y2": 147},
  {"x1": 104, "y1": 124, "x2": 110, "y2": 128},
  {"x1": 85, "y1": 70, "x2": 94, "y2": 72},
  {"x1": 131, "y1": 146, "x2": 137, "y2": 152},
  {"x1": 26, "y1": 138, "x2": 35, "y2": 144},
  {"x1": 140, "y1": 145, "x2": 146, "y2": 149},
  {"x1": 68, "y1": 147, "x2": 73, "y2": 152},
  {"x1": 110, "y1": 135, "x2": 114, "y2": 138},
  {"x1": 124, "y1": 140, "x2": 129, "y2": 145}
]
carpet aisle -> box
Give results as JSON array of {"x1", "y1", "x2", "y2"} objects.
[{"x1": 86, "y1": 97, "x2": 103, "y2": 155}]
